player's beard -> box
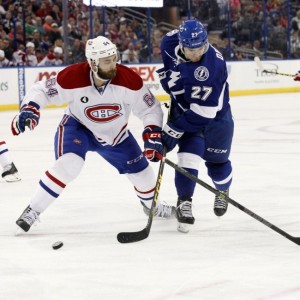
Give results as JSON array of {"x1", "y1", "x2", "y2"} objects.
[{"x1": 97, "y1": 67, "x2": 117, "y2": 80}]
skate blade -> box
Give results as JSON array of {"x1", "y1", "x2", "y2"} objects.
[
  {"x1": 15, "y1": 227, "x2": 25, "y2": 236},
  {"x1": 3, "y1": 173, "x2": 21, "y2": 182},
  {"x1": 177, "y1": 222, "x2": 191, "y2": 233}
]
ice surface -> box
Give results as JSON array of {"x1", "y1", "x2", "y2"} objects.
[{"x1": 1, "y1": 93, "x2": 300, "y2": 300}]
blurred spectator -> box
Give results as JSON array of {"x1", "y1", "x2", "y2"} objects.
[
  {"x1": 69, "y1": 23, "x2": 82, "y2": 40},
  {"x1": 24, "y1": 41, "x2": 38, "y2": 66},
  {"x1": 127, "y1": 27, "x2": 138, "y2": 46},
  {"x1": 35, "y1": 16, "x2": 46, "y2": 36},
  {"x1": 43, "y1": 15, "x2": 54, "y2": 32},
  {"x1": 2, "y1": 10, "x2": 13, "y2": 34},
  {"x1": 12, "y1": 44, "x2": 26, "y2": 66},
  {"x1": 25, "y1": 14, "x2": 37, "y2": 40},
  {"x1": 0, "y1": 23, "x2": 8, "y2": 40},
  {"x1": 291, "y1": 10, "x2": 300, "y2": 33},
  {"x1": 36, "y1": 1, "x2": 51, "y2": 20},
  {"x1": 122, "y1": 50, "x2": 139, "y2": 64},
  {"x1": 48, "y1": 22, "x2": 62, "y2": 44},
  {"x1": 8, "y1": 21, "x2": 24, "y2": 47},
  {"x1": 53, "y1": 37, "x2": 64, "y2": 49},
  {"x1": 122, "y1": 42, "x2": 138, "y2": 63},
  {"x1": 151, "y1": 45, "x2": 162, "y2": 63},
  {"x1": 11, "y1": 41, "x2": 38, "y2": 66},
  {"x1": 35, "y1": 48, "x2": 44, "y2": 64},
  {"x1": 253, "y1": 40, "x2": 262, "y2": 57},
  {"x1": 49, "y1": 4, "x2": 62, "y2": 26},
  {"x1": 69, "y1": 38, "x2": 85, "y2": 64},
  {"x1": 32, "y1": 30, "x2": 41, "y2": 49},
  {"x1": 108, "y1": 23, "x2": 119, "y2": 45},
  {"x1": 0, "y1": 0, "x2": 6, "y2": 16},
  {"x1": 39, "y1": 33, "x2": 52, "y2": 55},
  {"x1": 38, "y1": 46, "x2": 63, "y2": 66},
  {"x1": 1, "y1": 38, "x2": 13, "y2": 60},
  {"x1": 0, "y1": 49, "x2": 12, "y2": 67}
]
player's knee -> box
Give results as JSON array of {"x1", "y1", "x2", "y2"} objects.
[
  {"x1": 126, "y1": 165, "x2": 155, "y2": 190},
  {"x1": 51, "y1": 153, "x2": 85, "y2": 183},
  {"x1": 177, "y1": 152, "x2": 202, "y2": 169}
]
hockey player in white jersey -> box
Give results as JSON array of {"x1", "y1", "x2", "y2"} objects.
[
  {"x1": 12, "y1": 35, "x2": 175, "y2": 233},
  {"x1": 0, "y1": 141, "x2": 21, "y2": 182}
]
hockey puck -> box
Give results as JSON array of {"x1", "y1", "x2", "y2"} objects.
[{"x1": 52, "y1": 241, "x2": 63, "y2": 250}]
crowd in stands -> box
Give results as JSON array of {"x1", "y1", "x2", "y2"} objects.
[
  {"x1": 0, "y1": 0, "x2": 300, "y2": 68},
  {"x1": 190, "y1": 0, "x2": 300, "y2": 60}
]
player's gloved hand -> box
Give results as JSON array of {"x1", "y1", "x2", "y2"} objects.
[
  {"x1": 11, "y1": 101, "x2": 40, "y2": 136},
  {"x1": 294, "y1": 71, "x2": 300, "y2": 81},
  {"x1": 143, "y1": 125, "x2": 163, "y2": 162},
  {"x1": 162, "y1": 122, "x2": 184, "y2": 152},
  {"x1": 156, "y1": 67, "x2": 170, "y2": 94}
]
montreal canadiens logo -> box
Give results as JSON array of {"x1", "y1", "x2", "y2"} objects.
[
  {"x1": 194, "y1": 66, "x2": 209, "y2": 81},
  {"x1": 85, "y1": 104, "x2": 122, "y2": 123}
]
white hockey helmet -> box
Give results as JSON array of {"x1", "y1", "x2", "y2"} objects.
[{"x1": 85, "y1": 36, "x2": 117, "y2": 67}]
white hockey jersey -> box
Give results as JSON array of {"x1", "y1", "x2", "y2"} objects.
[{"x1": 21, "y1": 62, "x2": 163, "y2": 146}]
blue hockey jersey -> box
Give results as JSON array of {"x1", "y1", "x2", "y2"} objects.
[{"x1": 160, "y1": 29, "x2": 230, "y2": 132}]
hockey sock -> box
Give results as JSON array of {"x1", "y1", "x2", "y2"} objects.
[
  {"x1": 126, "y1": 165, "x2": 156, "y2": 209},
  {"x1": 30, "y1": 153, "x2": 84, "y2": 213},
  {"x1": 0, "y1": 141, "x2": 13, "y2": 168}
]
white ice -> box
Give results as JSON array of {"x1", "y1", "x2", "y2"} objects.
[{"x1": 1, "y1": 93, "x2": 300, "y2": 300}]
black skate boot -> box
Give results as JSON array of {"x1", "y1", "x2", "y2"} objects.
[
  {"x1": 176, "y1": 197, "x2": 195, "y2": 233},
  {"x1": 16, "y1": 205, "x2": 40, "y2": 232},
  {"x1": 214, "y1": 190, "x2": 229, "y2": 216},
  {"x1": 2, "y1": 162, "x2": 21, "y2": 182}
]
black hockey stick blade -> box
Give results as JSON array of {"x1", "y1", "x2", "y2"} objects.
[
  {"x1": 164, "y1": 158, "x2": 300, "y2": 246},
  {"x1": 290, "y1": 237, "x2": 300, "y2": 245},
  {"x1": 117, "y1": 150, "x2": 166, "y2": 244},
  {"x1": 117, "y1": 228, "x2": 149, "y2": 243}
]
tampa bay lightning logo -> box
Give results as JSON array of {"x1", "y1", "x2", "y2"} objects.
[{"x1": 194, "y1": 66, "x2": 209, "y2": 81}]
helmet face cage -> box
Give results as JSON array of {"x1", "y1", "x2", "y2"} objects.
[
  {"x1": 178, "y1": 19, "x2": 208, "y2": 49},
  {"x1": 85, "y1": 36, "x2": 118, "y2": 68}
]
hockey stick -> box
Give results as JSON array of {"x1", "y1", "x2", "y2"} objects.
[
  {"x1": 117, "y1": 102, "x2": 171, "y2": 243},
  {"x1": 254, "y1": 56, "x2": 296, "y2": 77},
  {"x1": 117, "y1": 147, "x2": 167, "y2": 243},
  {"x1": 164, "y1": 158, "x2": 300, "y2": 246}
]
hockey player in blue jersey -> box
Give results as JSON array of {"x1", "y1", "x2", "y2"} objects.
[{"x1": 158, "y1": 19, "x2": 234, "y2": 233}]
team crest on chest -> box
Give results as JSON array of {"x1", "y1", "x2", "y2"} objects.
[
  {"x1": 194, "y1": 66, "x2": 209, "y2": 81},
  {"x1": 85, "y1": 103, "x2": 123, "y2": 123}
]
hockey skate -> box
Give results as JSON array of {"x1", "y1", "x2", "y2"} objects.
[
  {"x1": 1, "y1": 162, "x2": 21, "y2": 182},
  {"x1": 16, "y1": 205, "x2": 40, "y2": 232},
  {"x1": 176, "y1": 197, "x2": 195, "y2": 233},
  {"x1": 214, "y1": 190, "x2": 229, "y2": 217},
  {"x1": 142, "y1": 201, "x2": 176, "y2": 219}
]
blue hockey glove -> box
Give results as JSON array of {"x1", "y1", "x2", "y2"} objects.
[
  {"x1": 156, "y1": 67, "x2": 170, "y2": 94},
  {"x1": 162, "y1": 122, "x2": 184, "y2": 152},
  {"x1": 11, "y1": 101, "x2": 40, "y2": 136},
  {"x1": 294, "y1": 70, "x2": 300, "y2": 81},
  {"x1": 143, "y1": 125, "x2": 163, "y2": 162}
]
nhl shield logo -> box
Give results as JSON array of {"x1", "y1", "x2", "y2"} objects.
[{"x1": 194, "y1": 66, "x2": 209, "y2": 81}]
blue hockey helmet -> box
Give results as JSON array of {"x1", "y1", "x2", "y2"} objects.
[{"x1": 178, "y1": 19, "x2": 208, "y2": 49}]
